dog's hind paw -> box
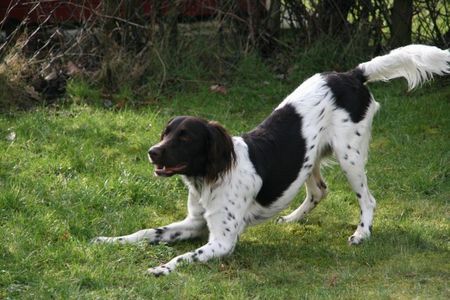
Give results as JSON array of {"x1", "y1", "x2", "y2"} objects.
[
  {"x1": 276, "y1": 215, "x2": 305, "y2": 224},
  {"x1": 348, "y1": 230, "x2": 370, "y2": 245}
]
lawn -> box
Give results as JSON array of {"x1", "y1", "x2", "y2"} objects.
[{"x1": 1, "y1": 65, "x2": 449, "y2": 298}]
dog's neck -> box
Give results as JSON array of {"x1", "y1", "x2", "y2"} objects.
[{"x1": 181, "y1": 175, "x2": 205, "y2": 194}]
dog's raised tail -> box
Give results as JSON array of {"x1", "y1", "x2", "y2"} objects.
[{"x1": 358, "y1": 44, "x2": 450, "y2": 90}]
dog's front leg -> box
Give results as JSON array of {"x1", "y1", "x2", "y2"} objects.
[
  {"x1": 92, "y1": 190, "x2": 206, "y2": 244},
  {"x1": 147, "y1": 210, "x2": 242, "y2": 276},
  {"x1": 91, "y1": 217, "x2": 207, "y2": 244},
  {"x1": 146, "y1": 236, "x2": 237, "y2": 276}
]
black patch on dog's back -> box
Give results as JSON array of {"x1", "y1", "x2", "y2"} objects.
[
  {"x1": 242, "y1": 104, "x2": 306, "y2": 206},
  {"x1": 325, "y1": 68, "x2": 371, "y2": 123}
]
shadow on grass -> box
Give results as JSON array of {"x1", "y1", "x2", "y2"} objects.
[{"x1": 123, "y1": 221, "x2": 447, "y2": 274}]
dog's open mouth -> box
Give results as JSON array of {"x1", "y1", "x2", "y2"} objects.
[{"x1": 154, "y1": 164, "x2": 187, "y2": 176}]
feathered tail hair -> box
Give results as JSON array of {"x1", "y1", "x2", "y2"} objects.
[{"x1": 358, "y1": 44, "x2": 450, "y2": 90}]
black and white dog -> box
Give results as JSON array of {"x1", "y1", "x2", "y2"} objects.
[{"x1": 93, "y1": 45, "x2": 450, "y2": 276}]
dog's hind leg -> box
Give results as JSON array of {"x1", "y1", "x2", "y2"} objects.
[
  {"x1": 335, "y1": 142, "x2": 376, "y2": 245},
  {"x1": 332, "y1": 119, "x2": 377, "y2": 244},
  {"x1": 277, "y1": 163, "x2": 328, "y2": 223}
]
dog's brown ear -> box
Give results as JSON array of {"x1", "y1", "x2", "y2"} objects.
[{"x1": 206, "y1": 121, "x2": 236, "y2": 183}]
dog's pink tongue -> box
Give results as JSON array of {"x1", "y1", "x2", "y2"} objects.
[{"x1": 155, "y1": 164, "x2": 186, "y2": 176}]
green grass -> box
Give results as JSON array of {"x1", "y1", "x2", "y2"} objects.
[{"x1": 1, "y1": 62, "x2": 449, "y2": 299}]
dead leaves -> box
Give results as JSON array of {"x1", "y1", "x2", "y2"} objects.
[{"x1": 210, "y1": 84, "x2": 227, "y2": 95}]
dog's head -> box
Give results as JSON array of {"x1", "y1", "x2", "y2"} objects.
[{"x1": 148, "y1": 116, "x2": 236, "y2": 182}]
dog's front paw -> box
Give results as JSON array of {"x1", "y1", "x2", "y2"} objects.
[
  {"x1": 90, "y1": 236, "x2": 116, "y2": 244},
  {"x1": 275, "y1": 216, "x2": 287, "y2": 224},
  {"x1": 145, "y1": 265, "x2": 172, "y2": 277}
]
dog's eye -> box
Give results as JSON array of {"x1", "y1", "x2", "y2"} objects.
[{"x1": 178, "y1": 130, "x2": 191, "y2": 142}]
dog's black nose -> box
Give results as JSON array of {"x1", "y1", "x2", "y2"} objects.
[{"x1": 148, "y1": 147, "x2": 162, "y2": 161}]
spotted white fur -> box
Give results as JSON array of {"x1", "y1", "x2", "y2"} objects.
[{"x1": 92, "y1": 45, "x2": 450, "y2": 276}]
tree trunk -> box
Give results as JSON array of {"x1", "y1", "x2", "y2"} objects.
[
  {"x1": 390, "y1": 0, "x2": 413, "y2": 48},
  {"x1": 166, "y1": 1, "x2": 181, "y2": 52},
  {"x1": 245, "y1": 0, "x2": 264, "y2": 48},
  {"x1": 261, "y1": 0, "x2": 281, "y2": 56},
  {"x1": 267, "y1": 0, "x2": 281, "y2": 39},
  {"x1": 316, "y1": 0, "x2": 354, "y2": 37}
]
